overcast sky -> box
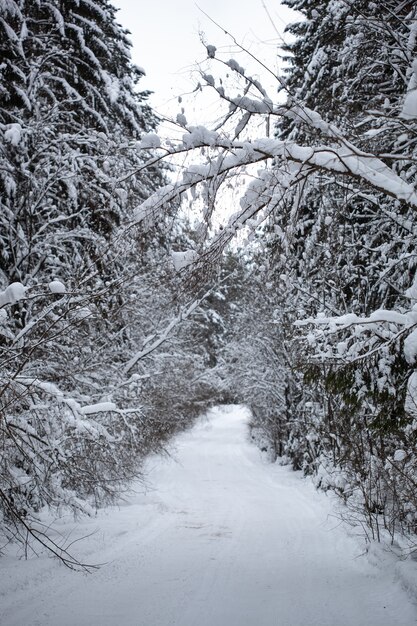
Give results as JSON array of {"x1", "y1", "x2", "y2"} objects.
[{"x1": 112, "y1": 1, "x2": 298, "y2": 124}]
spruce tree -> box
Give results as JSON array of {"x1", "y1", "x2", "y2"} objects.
[
  {"x1": 261, "y1": 0, "x2": 417, "y2": 533},
  {"x1": 0, "y1": 0, "x2": 178, "y2": 563}
]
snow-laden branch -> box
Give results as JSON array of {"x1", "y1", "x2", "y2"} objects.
[
  {"x1": 296, "y1": 309, "x2": 417, "y2": 329},
  {"x1": 133, "y1": 128, "x2": 417, "y2": 233},
  {"x1": 123, "y1": 288, "x2": 212, "y2": 376},
  {"x1": 296, "y1": 307, "x2": 417, "y2": 365}
]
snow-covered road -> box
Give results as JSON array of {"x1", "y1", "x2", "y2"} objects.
[{"x1": 1, "y1": 405, "x2": 416, "y2": 626}]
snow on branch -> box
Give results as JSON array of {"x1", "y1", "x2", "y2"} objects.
[
  {"x1": 132, "y1": 130, "x2": 417, "y2": 234},
  {"x1": 296, "y1": 309, "x2": 415, "y2": 329},
  {"x1": 123, "y1": 289, "x2": 212, "y2": 376},
  {"x1": 296, "y1": 307, "x2": 417, "y2": 365},
  {"x1": 0, "y1": 282, "x2": 27, "y2": 307}
]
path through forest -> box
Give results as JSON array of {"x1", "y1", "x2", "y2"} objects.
[{"x1": 0, "y1": 405, "x2": 416, "y2": 625}]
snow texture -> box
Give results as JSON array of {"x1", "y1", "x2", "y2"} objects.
[
  {"x1": 80, "y1": 402, "x2": 117, "y2": 415},
  {"x1": 182, "y1": 126, "x2": 219, "y2": 149},
  {"x1": 48, "y1": 280, "x2": 66, "y2": 294},
  {"x1": 401, "y1": 59, "x2": 417, "y2": 119},
  {"x1": 404, "y1": 327, "x2": 417, "y2": 364},
  {"x1": 401, "y1": 90, "x2": 417, "y2": 119},
  {"x1": 0, "y1": 282, "x2": 27, "y2": 307},
  {"x1": 171, "y1": 249, "x2": 198, "y2": 271},
  {"x1": 394, "y1": 449, "x2": 407, "y2": 462},
  {"x1": 4, "y1": 123, "x2": 22, "y2": 145},
  {"x1": 176, "y1": 113, "x2": 188, "y2": 127},
  {"x1": 0, "y1": 406, "x2": 415, "y2": 626},
  {"x1": 406, "y1": 372, "x2": 417, "y2": 418},
  {"x1": 138, "y1": 132, "x2": 161, "y2": 149}
]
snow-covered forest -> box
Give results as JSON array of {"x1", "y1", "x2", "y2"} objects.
[
  {"x1": 2, "y1": 0, "x2": 417, "y2": 587},
  {"x1": 0, "y1": 0, "x2": 231, "y2": 564}
]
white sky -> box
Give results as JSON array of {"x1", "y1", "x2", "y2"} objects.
[
  {"x1": 112, "y1": 0, "x2": 299, "y2": 126},
  {"x1": 111, "y1": 1, "x2": 299, "y2": 229}
]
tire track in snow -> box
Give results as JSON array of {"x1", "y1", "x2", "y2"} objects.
[{"x1": 1, "y1": 405, "x2": 416, "y2": 626}]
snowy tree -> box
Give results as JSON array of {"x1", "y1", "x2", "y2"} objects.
[
  {"x1": 127, "y1": 2, "x2": 417, "y2": 541},
  {"x1": 0, "y1": 0, "x2": 223, "y2": 565},
  {"x1": 274, "y1": 0, "x2": 417, "y2": 534}
]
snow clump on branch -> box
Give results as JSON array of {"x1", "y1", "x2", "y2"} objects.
[{"x1": 139, "y1": 132, "x2": 161, "y2": 149}]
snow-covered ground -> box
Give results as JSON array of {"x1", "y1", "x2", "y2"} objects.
[{"x1": 1, "y1": 405, "x2": 416, "y2": 626}]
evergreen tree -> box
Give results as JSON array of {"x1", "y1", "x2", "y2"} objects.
[
  {"x1": 0, "y1": 0, "x2": 214, "y2": 564},
  {"x1": 127, "y1": 1, "x2": 417, "y2": 542},
  {"x1": 265, "y1": 0, "x2": 417, "y2": 534}
]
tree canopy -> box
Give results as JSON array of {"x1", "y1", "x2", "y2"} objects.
[{"x1": 132, "y1": 0, "x2": 417, "y2": 543}]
